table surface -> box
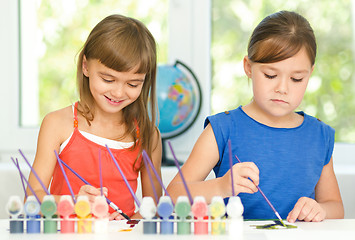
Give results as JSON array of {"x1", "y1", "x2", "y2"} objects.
[{"x1": 1, "y1": 219, "x2": 354, "y2": 240}]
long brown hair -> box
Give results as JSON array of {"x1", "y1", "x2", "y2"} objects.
[
  {"x1": 248, "y1": 11, "x2": 316, "y2": 65},
  {"x1": 76, "y1": 14, "x2": 158, "y2": 170}
]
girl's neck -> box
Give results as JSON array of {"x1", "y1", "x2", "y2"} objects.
[
  {"x1": 78, "y1": 104, "x2": 131, "y2": 141},
  {"x1": 242, "y1": 101, "x2": 303, "y2": 128}
]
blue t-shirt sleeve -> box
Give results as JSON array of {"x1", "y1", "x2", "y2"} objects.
[
  {"x1": 204, "y1": 114, "x2": 223, "y2": 161},
  {"x1": 323, "y1": 123, "x2": 335, "y2": 166},
  {"x1": 204, "y1": 111, "x2": 235, "y2": 176}
]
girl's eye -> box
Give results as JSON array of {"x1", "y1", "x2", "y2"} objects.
[
  {"x1": 128, "y1": 83, "x2": 139, "y2": 88},
  {"x1": 102, "y1": 78, "x2": 114, "y2": 83},
  {"x1": 264, "y1": 73, "x2": 276, "y2": 79},
  {"x1": 291, "y1": 77, "x2": 303, "y2": 82}
]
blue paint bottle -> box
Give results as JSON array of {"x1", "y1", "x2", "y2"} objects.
[
  {"x1": 157, "y1": 196, "x2": 174, "y2": 234},
  {"x1": 24, "y1": 195, "x2": 41, "y2": 233}
]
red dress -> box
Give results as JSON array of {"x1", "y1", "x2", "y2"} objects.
[{"x1": 50, "y1": 102, "x2": 141, "y2": 217}]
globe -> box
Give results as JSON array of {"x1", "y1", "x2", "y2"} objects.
[
  {"x1": 157, "y1": 60, "x2": 202, "y2": 139},
  {"x1": 156, "y1": 60, "x2": 202, "y2": 165}
]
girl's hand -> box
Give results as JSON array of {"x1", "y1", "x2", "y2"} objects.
[
  {"x1": 109, "y1": 211, "x2": 125, "y2": 221},
  {"x1": 224, "y1": 162, "x2": 260, "y2": 196},
  {"x1": 287, "y1": 197, "x2": 326, "y2": 223},
  {"x1": 77, "y1": 185, "x2": 108, "y2": 203}
]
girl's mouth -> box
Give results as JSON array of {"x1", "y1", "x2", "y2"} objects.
[{"x1": 105, "y1": 96, "x2": 123, "y2": 104}]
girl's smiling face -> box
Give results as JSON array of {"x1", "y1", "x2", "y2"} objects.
[
  {"x1": 244, "y1": 47, "x2": 314, "y2": 121},
  {"x1": 82, "y1": 57, "x2": 145, "y2": 117}
]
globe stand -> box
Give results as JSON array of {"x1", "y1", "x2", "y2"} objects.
[{"x1": 162, "y1": 139, "x2": 183, "y2": 166}]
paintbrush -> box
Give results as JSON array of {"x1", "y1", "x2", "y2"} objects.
[
  {"x1": 58, "y1": 157, "x2": 131, "y2": 221},
  {"x1": 142, "y1": 150, "x2": 173, "y2": 204},
  {"x1": 105, "y1": 145, "x2": 141, "y2": 208},
  {"x1": 228, "y1": 140, "x2": 236, "y2": 196},
  {"x1": 234, "y1": 154, "x2": 287, "y2": 227},
  {"x1": 167, "y1": 140, "x2": 193, "y2": 205},
  {"x1": 19, "y1": 149, "x2": 51, "y2": 195},
  {"x1": 14, "y1": 158, "x2": 28, "y2": 198},
  {"x1": 142, "y1": 154, "x2": 159, "y2": 203},
  {"x1": 54, "y1": 150, "x2": 76, "y2": 203},
  {"x1": 11, "y1": 157, "x2": 41, "y2": 204}
]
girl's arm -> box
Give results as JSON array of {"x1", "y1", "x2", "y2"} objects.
[
  {"x1": 26, "y1": 109, "x2": 72, "y2": 203},
  {"x1": 166, "y1": 124, "x2": 259, "y2": 204},
  {"x1": 131, "y1": 127, "x2": 163, "y2": 219},
  {"x1": 287, "y1": 157, "x2": 344, "y2": 222}
]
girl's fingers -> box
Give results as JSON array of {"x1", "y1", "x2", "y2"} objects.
[
  {"x1": 109, "y1": 212, "x2": 120, "y2": 221},
  {"x1": 287, "y1": 198, "x2": 307, "y2": 223},
  {"x1": 102, "y1": 187, "x2": 108, "y2": 196},
  {"x1": 304, "y1": 207, "x2": 318, "y2": 222},
  {"x1": 235, "y1": 176, "x2": 258, "y2": 193},
  {"x1": 233, "y1": 162, "x2": 260, "y2": 186}
]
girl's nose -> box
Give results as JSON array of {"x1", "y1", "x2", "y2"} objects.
[
  {"x1": 274, "y1": 78, "x2": 288, "y2": 94},
  {"x1": 111, "y1": 84, "x2": 124, "y2": 98}
]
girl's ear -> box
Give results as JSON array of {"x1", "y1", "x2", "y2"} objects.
[
  {"x1": 243, "y1": 56, "x2": 252, "y2": 78},
  {"x1": 82, "y1": 55, "x2": 89, "y2": 77}
]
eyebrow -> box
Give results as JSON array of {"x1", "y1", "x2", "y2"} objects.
[
  {"x1": 98, "y1": 71, "x2": 145, "y2": 82},
  {"x1": 261, "y1": 66, "x2": 309, "y2": 74}
]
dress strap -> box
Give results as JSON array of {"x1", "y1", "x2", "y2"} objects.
[
  {"x1": 73, "y1": 102, "x2": 78, "y2": 128},
  {"x1": 134, "y1": 119, "x2": 140, "y2": 139}
]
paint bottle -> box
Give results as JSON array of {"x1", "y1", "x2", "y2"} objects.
[
  {"x1": 24, "y1": 195, "x2": 41, "y2": 233},
  {"x1": 6, "y1": 196, "x2": 24, "y2": 233},
  {"x1": 139, "y1": 196, "x2": 158, "y2": 234},
  {"x1": 210, "y1": 196, "x2": 226, "y2": 235},
  {"x1": 74, "y1": 195, "x2": 92, "y2": 233},
  {"x1": 157, "y1": 196, "x2": 174, "y2": 234},
  {"x1": 175, "y1": 196, "x2": 191, "y2": 235},
  {"x1": 41, "y1": 195, "x2": 58, "y2": 233},
  {"x1": 92, "y1": 195, "x2": 109, "y2": 233},
  {"x1": 226, "y1": 196, "x2": 244, "y2": 239},
  {"x1": 57, "y1": 195, "x2": 75, "y2": 233},
  {"x1": 191, "y1": 196, "x2": 208, "y2": 235}
]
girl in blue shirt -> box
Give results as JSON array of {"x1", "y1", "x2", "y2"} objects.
[{"x1": 167, "y1": 10, "x2": 344, "y2": 222}]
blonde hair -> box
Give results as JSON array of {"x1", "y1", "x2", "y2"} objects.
[
  {"x1": 76, "y1": 14, "x2": 158, "y2": 170},
  {"x1": 248, "y1": 11, "x2": 316, "y2": 65}
]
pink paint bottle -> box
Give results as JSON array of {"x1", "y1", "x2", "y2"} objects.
[
  {"x1": 57, "y1": 195, "x2": 75, "y2": 233},
  {"x1": 191, "y1": 196, "x2": 209, "y2": 234}
]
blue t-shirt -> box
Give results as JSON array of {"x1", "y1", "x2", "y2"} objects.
[{"x1": 204, "y1": 106, "x2": 335, "y2": 219}]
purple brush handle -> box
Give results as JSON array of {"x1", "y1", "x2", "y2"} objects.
[
  {"x1": 15, "y1": 158, "x2": 28, "y2": 198},
  {"x1": 54, "y1": 150, "x2": 76, "y2": 204},
  {"x1": 167, "y1": 140, "x2": 193, "y2": 205},
  {"x1": 228, "y1": 140, "x2": 235, "y2": 196},
  {"x1": 106, "y1": 145, "x2": 141, "y2": 208},
  {"x1": 142, "y1": 155, "x2": 159, "y2": 203},
  {"x1": 11, "y1": 157, "x2": 41, "y2": 204},
  {"x1": 234, "y1": 154, "x2": 282, "y2": 221},
  {"x1": 19, "y1": 149, "x2": 50, "y2": 195},
  {"x1": 98, "y1": 149, "x2": 103, "y2": 196},
  {"x1": 142, "y1": 150, "x2": 172, "y2": 202}
]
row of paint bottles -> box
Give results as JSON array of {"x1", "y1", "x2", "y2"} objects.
[
  {"x1": 6, "y1": 194, "x2": 109, "y2": 234},
  {"x1": 139, "y1": 195, "x2": 244, "y2": 236}
]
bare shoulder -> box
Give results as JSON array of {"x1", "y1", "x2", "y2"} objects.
[
  {"x1": 150, "y1": 126, "x2": 162, "y2": 147},
  {"x1": 40, "y1": 105, "x2": 74, "y2": 144}
]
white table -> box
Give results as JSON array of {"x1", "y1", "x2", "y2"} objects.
[{"x1": 0, "y1": 219, "x2": 354, "y2": 240}]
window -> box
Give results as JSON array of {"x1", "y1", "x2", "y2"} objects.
[
  {"x1": 0, "y1": 0, "x2": 210, "y2": 159},
  {"x1": 211, "y1": 0, "x2": 355, "y2": 143}
]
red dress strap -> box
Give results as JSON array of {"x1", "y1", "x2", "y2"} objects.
[
  {"x1": 134, "y1": 119, "x2": 140, "y2": 139},
  {"x1": 73, "y1": 102, "x2": 78, "y2": 128}
]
